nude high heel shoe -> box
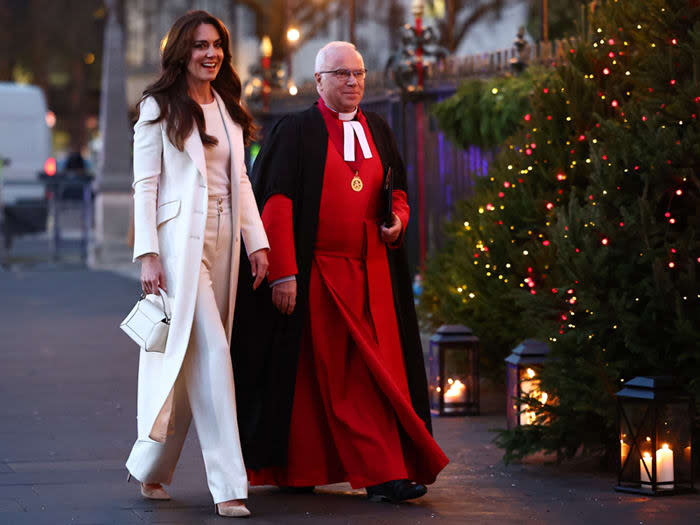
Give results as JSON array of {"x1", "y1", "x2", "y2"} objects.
[
  {"x1": 215, "y1": 502, "x2": 251, "y2": 518},
  {"x1": 127, "y1": 473, "x2": 171, "y2": 500}
]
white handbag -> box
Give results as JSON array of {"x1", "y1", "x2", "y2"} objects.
[{"x1": 120, "y1": 288, "x2": 172, "y2": 353}]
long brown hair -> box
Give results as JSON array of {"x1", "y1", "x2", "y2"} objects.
[{"x1": 135, "y1": 10, "x2": 256, "y2": 150}]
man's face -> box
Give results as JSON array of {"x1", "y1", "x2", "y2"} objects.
[{"x1": 314, "y1": 47, "x2": 365, "y2": 113}]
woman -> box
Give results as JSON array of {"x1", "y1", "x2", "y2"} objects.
[{"x1": 125, "y1": 10, "x2": 269, "y2": 518}]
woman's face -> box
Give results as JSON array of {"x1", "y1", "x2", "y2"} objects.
[{"x1": 186, "y1": 23, "x2": 224, "y2": 85}]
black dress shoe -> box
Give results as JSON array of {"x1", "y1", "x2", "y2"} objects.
[
  {"x1": 279, "y1": 485, "x2": 315, "y2": 494},
  {"x1": 366, "y1": 479, "x2": 428, "y2": 503}
]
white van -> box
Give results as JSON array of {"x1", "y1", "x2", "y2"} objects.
[{"x1": 0, "y1": 82, "x2": 53, "y2": 245}]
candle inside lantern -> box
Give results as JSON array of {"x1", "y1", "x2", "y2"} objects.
[
  {"x1": 518, "y1": 368, "x2": 549, "y2": 425},
  {"x1": 620, "y1": 439, "x2": 630, "y2": 467},
  {"x1": 520, "y1": 368, "x2": 537, "y2": 395},
  {"x1": 519, "y1": 368, "x2": 536, "y2": 425},
  {"x1": 640, "y1": 445, "x2": 674, "y2": 489},
  {"x1": 444, "y1": 378, "x2": 466, "y2": 403},
  {"x1": 640, "y1": 452, "x2": 653, "y2": 484},
  {"x1": 520, "y1": 410, "x2": 536, "y2": 425},
  {"x1": 657, "y1": 444, "x2": 674, "y2": 489}
]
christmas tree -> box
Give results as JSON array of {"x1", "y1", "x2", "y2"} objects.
[{"x1": 421, "y1": 0, "x2": 700, "y2": 462}]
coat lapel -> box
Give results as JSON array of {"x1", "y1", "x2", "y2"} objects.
[
  {"x1": 183, "y1": 124, "x2": 207, "y2": 181},
  {"x1": 183, "y1": 90, "x2": 244, "y2": 182},
  {"x1": 213, "y1": 90, "x2": 243, "y2": 184}
]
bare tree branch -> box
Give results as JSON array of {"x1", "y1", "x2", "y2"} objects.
[
  {"x1": 294, "y1": 3, "x2": 346, "y2": 48},
  {"x1": 235, "y1": 0, "x2": 344, "y2": 59},
  {"x1": 434, "y1": 0, "x2": 511, "y2": 53},
  {"x1": 453, "y1": 1, "x2": 507, "y2": 51}
]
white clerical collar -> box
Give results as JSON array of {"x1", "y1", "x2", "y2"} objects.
[
  {"x1": 325, "y1": 102, "x2": 358, "y2": 121},
  {"x1": 338, "y1": 109, "x2": 357, "y2": 121},
  {"x1": 323, "y1": 100, "x2": 370, "y2": 162}
]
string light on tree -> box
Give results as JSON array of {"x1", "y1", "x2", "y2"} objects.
[{"x1": 420, "y1": 0, "x2": 698, "y2": 466}]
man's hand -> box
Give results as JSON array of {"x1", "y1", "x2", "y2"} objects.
[
  {"x1": 140, "y1": 254, "x2": 167, "y2": 295},
  {"x1": 272, "y1": 279, "x2": 297, "y2": 315},
  {"x1": 380, "y1": 213, "x2": 402, "y2": 244},
  {"x1": 249, "y1": 248, "x2": 270, "y2": 290}
]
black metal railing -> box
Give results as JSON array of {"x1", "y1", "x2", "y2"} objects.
[
  {"x1": 1, "y1": 173, "x2": 93, "y2": 267},
  {"x1": 247, "y1": 38, "x2": 568, "y2": 271}
]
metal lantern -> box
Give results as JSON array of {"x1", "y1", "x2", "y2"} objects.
[
  {"x1": 505, "y1": 339, "x2": 550, "y2": 429},
  {"x1": 509, "y1": 26, "x2": 531, "y2": 74},
  {"x1": 428, "y1": 325, "x2": 480, "y2": 416},
  {"x1": 615, "y1": 376, "x2": 695, "y2": 495},
  {"x1": 385, "y1": 1, "x2": 447, "y2": 94},
  {"x1": 242, "y1": 36, "x2": 286, "y2": 112}
]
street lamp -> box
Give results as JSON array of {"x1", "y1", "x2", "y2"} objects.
[
  {"x1": 260, "y1": 36, "x2": 273, "y2": 112},
  {"x1": 386, "y1": 0, "x2": 447, "y2": 268},
  {"x1": 349, "y1": 0, "x2": 356, "y2": 44},
  {"x1": 260, "y1": 35, "x2": 273, "y2": 61},
  {"x1": 286, "y1": 27, "x2": 300, "y2": 43},
  {"x1": 387, "y1": 0, "x2": 446, "y2": 93},
  {"x1": 505, "y1": 340, "x2": 550, "y2": 429},
  {"x1": 540, "y1": 0, "x2": 549, "y2": 42},
  {"x1": 510, "y1": 26, "x2": 530, "y2": 74},
  {"x1": 616, "y1": 376, "x2": 695, "y2": 495},
  {"x1": 412, "y1": 0, "x2": 425, "y2": 89},
  {"x1": 243, "y1": 36, "x2": 287, "y2": 112},
  {"x1": 428, "y1": 325, "x2": 480, "y2": 416},
  {"x1": 286, "y1": 24, "x2": 301, "y2": 96}
]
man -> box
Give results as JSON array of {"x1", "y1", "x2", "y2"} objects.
[{"x1": 232, "y1": 41, "x2": 448, "y2": 502}]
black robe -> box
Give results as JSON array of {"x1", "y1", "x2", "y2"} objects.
[{"x1": 231, "y1": 103, "x2": 431, "y2": 470}]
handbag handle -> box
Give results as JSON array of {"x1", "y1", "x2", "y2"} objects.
[
  {"x1": 140, "y1": 287, "x2": 172, "y2": 323},
  {"x1": 158, "y1": 288, "x2": 172, "y2": 323}
]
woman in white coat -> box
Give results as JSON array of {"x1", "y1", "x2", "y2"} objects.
[{"x1": 125, "y1": 11, "x2": 269, "y2": 518}]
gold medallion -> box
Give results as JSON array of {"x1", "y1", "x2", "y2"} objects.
[{"x1": 351, "y1": 173, "x2": 363, "y2": 192}]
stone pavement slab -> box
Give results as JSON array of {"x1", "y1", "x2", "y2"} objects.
[{"x1": 1, "y1": 268, "x2": 698, "y2": 524}]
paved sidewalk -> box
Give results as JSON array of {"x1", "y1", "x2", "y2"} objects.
[{"x1": 1, "y1": 268, "x2": 698, "y2": 524}]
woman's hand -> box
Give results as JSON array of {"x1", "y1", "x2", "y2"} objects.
[
  {"x1": 249, "y1": 248, "x2": 269, "y2": 290},
  {"x1": 140, "y1": 253, "x2": 167, "y2": 295},
  {"x1": 380, "y1": 213, "x2": 402, "y2": 244},
  {"x1": 272, "y1": 279, "x2": 297, "y2": 315}
]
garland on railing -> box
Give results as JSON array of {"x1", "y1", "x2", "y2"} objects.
[
  {"x1": 263, "y1": 38, "x2": 576, "y2": 106},
  {"x1": 430, "y1": 67, "x2": 552, "y2": 149}
]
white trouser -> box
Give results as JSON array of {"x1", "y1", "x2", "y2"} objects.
[{"x1": 126, "y1": 195, "x2": 248, "y2": 503}]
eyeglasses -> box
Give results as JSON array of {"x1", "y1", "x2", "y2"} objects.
[{"x1": 317, "y1": 68, "x2": 367, "y2": 80}]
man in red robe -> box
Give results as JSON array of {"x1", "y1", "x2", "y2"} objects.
[{"x1": 232, "y1": 41, "x2": 448, "y2": 502}]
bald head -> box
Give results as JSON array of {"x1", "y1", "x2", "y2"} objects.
[{"x1": 314, "y1": 41, "x2": 365, "y2": 113}]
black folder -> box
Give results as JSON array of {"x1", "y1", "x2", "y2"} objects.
[{"x1": 383, "y1": 167, "x2": 393, "y2": 227}]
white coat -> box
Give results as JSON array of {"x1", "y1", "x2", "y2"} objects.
[{"x1": 131, "y1": 91, "x2": 268, "y2": 443}]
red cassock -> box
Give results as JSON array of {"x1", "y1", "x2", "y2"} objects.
[{"x1": 248, "y1": 102, "x2": 449, "y2": 488}]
